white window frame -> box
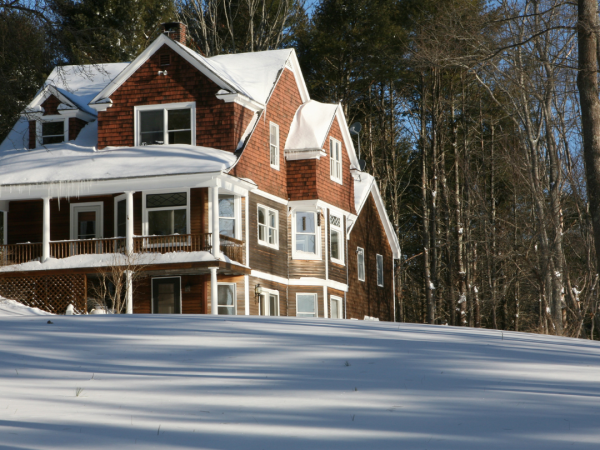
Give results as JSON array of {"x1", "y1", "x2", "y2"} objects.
[
  {"x1": 151, "y1": 276, "x2": 182, "y2": 314},
  {"x1": 218, "y1": 193, "x2": 242, "y2": 240},
  {"x1": 257, "y1": 204, "x2": 278, "y2": 249},
  {"x1": 296, "y1": 293, "x2": 317, "y2": 317},
  {"x1": 377, "y1": 253, "x2": 384, "y2": 287},
  {"x1": 37, "y1": 117, "x2": 68, "y2": 147},
  {"x1": 292, "y1": 210, "x2": 321, "y2": 260},
  {"x1": 134, "y1": 102, "x2": 196, "y2": 147},
  {"x1": 357, "y1": 247, "x2": 365, "y2": 282},
  {"x1": 329, "y1": 137, "x2": 342, "y2": 184},
  {"x1": 329, "y1": 213, "x2": 344, "y2": 265},
  {"x1": 330, "y1": 295, "x2": 343, "y2": 319},
  {"x1": 0, "y1": 210, "x2": 6, "y2": 245},
  {"x1": 258, "y1": 288, "x2": 280, "y2": 316},
  {"x1": 270, "y1": 122, "x2": 280, "y2": 170},
  {"x1": 217, "y1": 282, "x2": 237, "y2": 315},
  {"x1": 114, "y1": 193, "x2": 127, "y2": 237},
  {"x1": 70, "y1": 201, "x2": 104, "y2": 240},
  {"x1": 142, "y1": 188, "x2": 190, "y2": 237}
]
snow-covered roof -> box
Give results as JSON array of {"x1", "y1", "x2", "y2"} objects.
[
  {"x1": 354, "y1": 171, "x2": 375, "y2": 214},
  {"x1": 0, "y1": 121, "x2": 236, "y2": 186},
  {"x1": 32, "y1": 63, "x2": 129, "y2": 116},
  {"x1": 285, "y1": 100, "x2": 339, "y2": 150}
]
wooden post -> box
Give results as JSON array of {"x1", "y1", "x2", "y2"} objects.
[
  {"x1": 125, "y1": 191, "x2": 134, "y2": 255},
  {"x1": 211, "y1": 186, "x2": 220, "y2": 258},
  {"x1": 42, "y1": 197, "x2": 50, "y2": 262},
  {"x1": 210, "y1": 266, "x2": 218, "y2": 315}
]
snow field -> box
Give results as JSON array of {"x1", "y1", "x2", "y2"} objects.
[{"x1": 0, "y1": 315, "x2": 599, "y2": 449}]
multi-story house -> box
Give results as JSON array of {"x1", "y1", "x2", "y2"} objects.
[{"x1": 0, "y1": 23, "x2": 400, "y2": 320}]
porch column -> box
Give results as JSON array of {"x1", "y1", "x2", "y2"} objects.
[
  {"x1": 125, "y1": 191, "x2": 134, "y2": 255},
  {"x1": 125, "y1": 270, "x2": 133, "y2": 314},
  {"x1": 210, "y1": 266, "x2": 218, "y2": 315},
  {"x1": 211, "y1": 186, "x2": 220, "y2": 258},
  {"x1": 42, "y1": 197, "x2": 50, "y2": 262}
]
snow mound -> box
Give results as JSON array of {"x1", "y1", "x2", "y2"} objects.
[{"x1": 0, "y1": 298, "x2": 53, "y2": 316}]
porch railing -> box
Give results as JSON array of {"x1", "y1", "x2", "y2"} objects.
[{"x1": 0, "y1": 233, "x2": 245, "y2": 266}]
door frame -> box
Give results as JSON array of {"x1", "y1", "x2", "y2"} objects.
[
  {"x1": 151, "y1": 276, "x2": 182, "y2": 314},
  {"x1": 70, "y1": 201, "x2": 104, "y2": 240}
]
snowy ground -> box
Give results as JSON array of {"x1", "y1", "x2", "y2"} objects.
[{"x1": 1, "y1": 315, "x2": 599, "y2": 449}]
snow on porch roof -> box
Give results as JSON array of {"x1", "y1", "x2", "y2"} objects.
[{"x1": 0, "y1": 121, "x2": 237, "y2": 187}]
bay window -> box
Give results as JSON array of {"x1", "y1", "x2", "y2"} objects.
[
  {"x1": 296, "y1": 293, "x2": 317, "y2": 317},
  {"x1": 145, "y1": 192, "x2": 188, "y2": 236},
  {"x1": 330, "y1": 213, "x2": 344, "y2": 264},
  {"x1": 258, "y1": 204, "x2": 278, "y2": 248},
  {"x1": 135, "y1": 102, "x2": 195, "y2": 146}
]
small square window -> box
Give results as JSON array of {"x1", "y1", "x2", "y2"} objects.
[
  {"x1": 42, "y1": 121, "x2": 65, "y2": 145},
  {"x1": 297, "y1": 293, "x2": 316, "y2": 317}
]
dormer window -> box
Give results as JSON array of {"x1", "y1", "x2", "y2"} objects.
[
  {"x1": 135, "y1": 102, "x2": 195, "y2": 146},
  {"x1": 41, "y1": 120, "x2": 65, "y2": 145}
]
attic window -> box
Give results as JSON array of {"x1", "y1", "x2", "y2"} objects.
[
  {"x1": 135, "y1": 102, "x2": 195, "y2": 146},
  {"x1": 160, "y1": 54, "x2": 170, "y2": 66},
  {"x1": 41, "y1": 120, "x2": 65, "y2": 145}
]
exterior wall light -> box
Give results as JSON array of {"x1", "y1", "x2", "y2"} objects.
[{"x1": 255, "y1": 284, "x2": 262, "y2": 300}]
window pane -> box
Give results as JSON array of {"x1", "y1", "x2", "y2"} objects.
[
  {"x1": 358, "y1": 248, "x2": 365, "y2": 281},
  {"x1": 140, "y1": 110, "x2": 164, "y2": 144},
  {"x1": 42, "y1": 122, "x2": 63, "y2": 136},
  {"x1": 219, "y1": 195, "x2": 235, "y2": 217},
  {"x1": 43, "y1": 135, "x2": 64, "y2": 145},
  {"x1": 147, "y1": 192, "x2": 187, "y2": 208},
  {"x1": 148, "y1": 210, "x2": 172, "y2": 235},
  {"x1": 331, "y1": 230, "x2": 339, "y2": 260},
  {"x1": 269, "y1": 294, "x2": 278, "y2": 316},
  {"x1": 218, "y1": 285, "x2": 236, "y2": 315},
  {"x1": 174, "y1": 209, "x2": 186, "y2": 234},
  {"x1": 258, "y1": 207, "x2": 266, "y2": 225},
  {"x1": 117, "y1": 200, "x2": 126, "y2": 237},
  {"x1": 297, "y1": 294, "x2": 315, "y2": 315},
  {"x1": 168, "y1": 130, "x2": 191, "y2": 145},
  {"x1": 296, "y1": 212, "x2": 315, "y2": 233},
  {"x1": 77, "y1": 211, "x2": 96, "y2": 239},
  {"x1": 157, "y1": 282, "x2": 176, "y2": 314},
  {"x1": 268, "y1": 228, "x2": 275, "y2": 245},
  {"x1": 258, "y1": 223, "x2": 265, "y2": 242},
  {"x1": 377, "y1": 254, "x2": 384, "y2": 286},
  {"x1": 220, "y1": 219, "x2": 235, "y2": 238},
  {"x1": 296, "y1": 234, "x2": 315, "y2": 253},
  {"x1": 168, "y1": 109, "x2": 190, "y2": 130},
  {"x1": 269, "y1": 211, "x2": 276, "y2": 228}
]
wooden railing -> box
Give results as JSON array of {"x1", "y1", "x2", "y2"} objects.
[
  {"x1": 220, "y1": 235, "x2": 244, "y2": 264},
  {"x1": 0, "y1": 233, "x2": 246, "y2": 266},
  {"x1": 0, "y1": 243, "x2": 43, "y2": 266}
]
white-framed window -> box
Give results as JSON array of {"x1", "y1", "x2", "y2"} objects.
[
  {"x1": 114, "y1": 194, "x2": 127, "y2": 237},
  {"x1": 357, "y1": 247, "x2": 365, "y2": 281},
  {"x1": 143, "y1": 190, "x2": 189, "y2": 236},
  {"x1": 330, "y1": 296, "x2": 342, "y2": 319},
  {"x1": 70, "y1": 202, "x2": 104, "y2": 240},
  {"x1": 377, "y1": 254, "x2": 384, "y2": 287},
  {"x1": 257, "y1": 204, "x2": 278, "y2": 248},
  {"x1": 330, "y1": 137, "x2": 342, "y2": 184},
  {"x1": 152, "y1": 277, "x2": 182, "y2": 314},
  {"x1": 0, "y1": 210, "x2": 6, "y2": 245},
  {"x1": 270, "y1": 122, "x2": 279, "y2": 169},
  {"x1": 41, "y1": 119, "x2": 66, "y2": 145},
  {"x1": 296, "y1": 293, "x2": 317, "y2": 317},
  {"x1": 217, "y1": 283, "x2": 236, "y2": 315},
  {"x1": 330, "y1": 213, "x2": 344, "y2": 265},
  {"x1": 259, "y1": 289, "x2": 279, "y2": 316},
  {"x1": 134, "y1": 102, "x2": 195, "y2": 146},
  {"x1": 219, "y1": 194, "x2": 238, "y2": 238},
  {"x1": 293, "y1": 211, "x2": 320, "y2": 259}
]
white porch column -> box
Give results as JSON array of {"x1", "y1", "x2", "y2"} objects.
[
  {"x1": 125, "y1": 270, "x2": 133, "y2": 314},
  {"x1": 125, "y1": 191, "x2": 134, "y2": 255},
  {"x1": 210, "y1": 266, "x2": 218, "y2": 315},
  {"x1": 211, "y1": 186, "x2": 220, "y2": 258},
  {"x1": 42, "y1": 197, "x2": 50, "y2": 262}
]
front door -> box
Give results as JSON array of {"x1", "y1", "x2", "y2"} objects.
[
  {"x1": 71, "y1": 203, "x2": 103, "y2": 240},
  {"x1": 152, "y1": 277, "x2": 181, "y2": 314}
]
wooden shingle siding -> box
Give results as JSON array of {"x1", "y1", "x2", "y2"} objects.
[
  {"x1": 346, "y1": 193, "x2": 394, "y2": 321},
  {"x1": 232, "y1": 68, "x2": 303, "y2": 199},
  {"x1": 97, "y1": 45, "x2": 253, "y2": 151},
  {"x1": 248, "y1": 192, "x2": 288, "y2": 278},
  {"x1": 287, "y1": 286, "x2": 323, "y2": 318},
  {"x1": 190, "y1": 188, "x2": 206, "y2": 236},
  {"x1": 248, "y1": 276, "x2": 287, "y2": 316},
  {"x1": 7, "y1": 199, "x2": 43, "y2": 244}
]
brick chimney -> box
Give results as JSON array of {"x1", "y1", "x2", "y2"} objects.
[{"x1": 162, "y1": 22, "x2": 187, "y2": 46}]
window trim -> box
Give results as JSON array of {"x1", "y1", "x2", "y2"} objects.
[
  {"x1": 257, "y1": 204, "x2": 279, "y2": 249},
  {"x1": 357, "y1": 247, "x2": 365, "y2": 282},
  {"x1": 218, "y1": 193, "x2": 241, "y2": 240},
  {"x1": 377, "y1": 253, "x2": 384, "y2": 287},
  {"x1": 296, "y1": 293, "x2": 317, "y2": 317},
  {"x1": 134, "y1": 102, "x2": 196, "y2": 147},
  {"x1": 330, "y1": 295, "x2": 343, "y2": 319},
  {"x1": 217, "y1": 282, "x2": 237, "y2": 315},
  {"x1": 258, "y1": 288, "x2": 280, "y2": 316},
  {"x1": 329, "y1": 137, "x2": 342, "y2": 184},
  {"x1": 37, "y1": 117, "x2": 68, "y2": 147},
  {"x1": 329, "y1": 212, "x2": 344, "y2": 265},
  {"x1": 151, "y1": 276, "x2": 182, "y2": 314},
  {"x1": 70, "y1": 201, "x2": 104, "y2": 240},
  {"x1": 270, "y1": 122, "x2": 280, "y2": 170},
  {"x1": 291, "y1": 210, "x2": 321, "y2": 260},
  {"x1": 142, "y1": 188, "x2": 190, "y2": 237},
  {"x1": 0, "y1": 210, "x2": 6, "y2": 245}
]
